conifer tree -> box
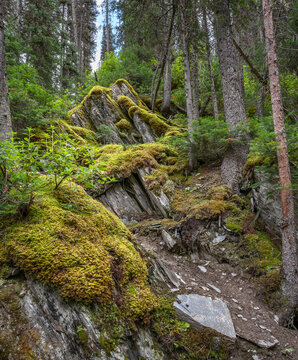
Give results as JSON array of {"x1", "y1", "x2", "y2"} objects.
[{"x1": 22, "y1": 0, "x2": 60, "y2": 88}]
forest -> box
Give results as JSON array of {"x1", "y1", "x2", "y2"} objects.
[{"x1": 0, "y1": 0, "x2": 297, "y2": 359}]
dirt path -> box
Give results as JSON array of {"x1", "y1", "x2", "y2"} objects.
[{"x1": 136, "y1": 232, "x2": 298, "y2": 360}]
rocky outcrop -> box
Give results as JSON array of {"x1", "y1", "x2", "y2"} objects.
[{"x1": 0, "y1": 276, "x2": 165, "y2": 360}]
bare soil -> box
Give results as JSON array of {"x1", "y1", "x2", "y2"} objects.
[{"x1": 136, "y1": 231, "x2": 298, "y2": 360}]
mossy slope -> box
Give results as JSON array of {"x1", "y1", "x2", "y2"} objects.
[{"x1": 3, "y1": 180, "x2": 155, "y2": 321}]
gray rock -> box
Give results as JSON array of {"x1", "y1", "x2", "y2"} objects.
[
  {"x1": 132, "y1": 113, "x2": 156, "y2": 143},
  {"x1": 1, "y1": 277, "x2": 166, "y2": 360},
  {"x1": 174, "y1": 294, "x2": 236, "y2": 340},
  {"x1": 207, "y1": 283, "x2": 221, "y2": 294},
  {"x1": 161, "y1": 230, "x2": 177, "y2": 249},
  {"x1": 257, "y1": 338, "x2": 279, "y2": 349},
  {"x1": 155, "y1": 259, "x2": 180, "y2": 288},
  {"x1": 212, "y1": 235, "x2": 226, "y2": 244},
  {"x1": 198, "y1": 266, "x2": 207, "y2": 273}
]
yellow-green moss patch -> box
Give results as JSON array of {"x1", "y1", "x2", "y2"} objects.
[
  {"x1": 115, "y1": 119, "x2": 132, "y2": 132},
  {"x1": 114, "y1": 79, "x2": 148, "y2": 108},
  {"x1": 95, "y1": 143, "x2": 178, "y2": 179},
  {"x1": 4, "y1": 180, "x2": 154, "y2": 319},
  {"x1": 242, "y1": 156, "x2": 264, "y2": 175},
  {"x1": 55, "y1": 120, "x2": 98, "y2": 144},
  {"x1": 244, "y1": 232, "x2": 281, "y2": 270}
]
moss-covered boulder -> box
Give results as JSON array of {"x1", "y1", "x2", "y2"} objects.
[
  {"x1": 68, "y1": 79, "x2": 183, "y2": 146},
  {"x1": 2, "y1": 180, "x2": 155, "y2": 321}
]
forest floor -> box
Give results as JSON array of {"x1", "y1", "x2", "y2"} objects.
[{"x1": 135, "y1": 231, "x2": 298, "y2": 360}]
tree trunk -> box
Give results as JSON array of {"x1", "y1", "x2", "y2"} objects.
[
  {"x1": 16, "y1": 0, "x2": 23, "y2": 32},
  {"x1": 255, "y1": 86, "x2": 265, "y2": 118},
  {"x1": 105, "y1": 0, "x2": 110, "y2": 54},
  {"x1": 214, "y1": 0, "x2": 248, "y2": 193},
  {"x1": 191, "y1": 49, "x2": 200, "y2": 124},
  {"x1": 160, "y1": 51, "x2": 172, "y2": 114},
  {"x1": 151, "y1": 1, "x2": 176, "y2": 112},
  {"x1": 262, "y1": 0, "x2": 298, "y2": 325},
  {"x1": 0, "y1": 1, "x2": 12, "y2": 139},
  {"x1": 78, "y1": 7, "x2": 83, "y2": 74},
  {"x1": 180, "y1": 2, "x2": 197, "y2": 171},
  {"x1": 202, "y1": 7, "x2": 219, "y2": 120},
  {"x1": 71, "y1": 0, "x2": 79, "y2": 69}
]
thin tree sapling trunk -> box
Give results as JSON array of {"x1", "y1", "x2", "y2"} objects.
[{"x1": 262, "y1": 0, "x2": 298, "y2": 325}]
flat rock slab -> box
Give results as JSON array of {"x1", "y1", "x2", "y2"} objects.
[{"x1": 174, "y1": 294, "x2": 236, "y2": 340}]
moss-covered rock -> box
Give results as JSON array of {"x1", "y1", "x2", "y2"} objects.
[
  {"x1": 3, "y1": 180, "x2": 155, "y2": 322},
  {"x1": 95, "y1": 143, "x2": 179, "y2": 179},
  {"x1": 115, "y1": 118, "x2": 132, "y2": 132}
]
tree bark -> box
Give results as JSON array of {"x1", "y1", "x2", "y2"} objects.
[
  {"x1": 191, "y1": 49, "x2": 200, "y2": 124},
  {"x1": 105, "y1": 0, "x2": 110, "y2": 54},
  {"x1": 0, "y1": 1, "x2": 12, "y2": 139},
  {"x1": 180, "y1": 1, "x2": 197, "y2": 171},
  {"x1": 71, "y1": 0, "x2": 79, "y2": 70},
  {"x1": 151, "y1": 1, "x2": 176, "y2": 112},
  {"x1": 202, "y1": 7, "x2": 219, "y2": 120},
  {"x1": 214, "y1": 0, "x2": 248, "y2": 193},
  {"x1": 262, "y1": 0, "x2": 298, "y2": 324},
  {"x1": 160, "y1": 51, "x2": 172, "y2": 114}
]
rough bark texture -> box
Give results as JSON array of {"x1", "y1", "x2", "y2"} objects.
[
  {"x1": 256, "y1": 86, "x2": 266, "y2": 118},
  {"x1": 160, "y1": 52, "x2": 172, "y2": 114},
  {"x1": 191, "y1": 49, "x2": 200, "y2": 124},
  {"x1": 0, "y1": 1, "x2": 12, "y2": 139},
  {"x1": 180, "y1": 2, "x2": 197, "y2": 171},
  {"x1": 105, "y1": 0, "x2": 110, "y2": 54},
  {"x1": 262, "y1": 0, "x2": 298, "y2": 323},
  {"x1": 203, "y1": 7, "x2": 218, "y2": 120},
  {"x1": 151, "y1": 2, "x2": 176, "y2": 112},
  {"x1": 214, "y1": 0, "x2": 248, "y2": 193},
  {"x1": 71, "y1": 0, "x2": 79, "y2": 70}
]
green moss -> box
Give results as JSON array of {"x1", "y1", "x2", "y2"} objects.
[
  {"x1": 206, "y1": 186, "x2": 232, "y2": 201},
  {"x1": 117, "y1": 95, "x2": 137, "y2": 111},
  {"x1": 244, "y1": 232, "x2": 281, "y2": 270},
  {"x1": 225, "y1": 216, "x2": 243, "y2": 233},
  {"x1": 242, "y1": 156, "x2": 264, "y2": 175},
  {"x1": 55, "y1": 120, "x2": 97, "y2": 144},
  {"x1": 4, "y1": 180, "x2": 155, "y2": 320},
  {"x1": 76, "y1": 325, "x2": 88, "y2": 347},
  {"x1": 123, "y1": 285, "x2": 156, "y2": 325},
  {"x1": 82, "y1": 86, "x2": 111, "y2": 104},
  {"x1": 96, "y1": 143, "x2": 178, "y2": 179},
  {"x1": 128, "y1": 106, "x2": 170, "y2": 136},
  {"x1": 114, "y1": 79, "x2": 148, "y2": 108},
  {"x1": 115, "y1": 118, "x2": 132, "y2": 132}
]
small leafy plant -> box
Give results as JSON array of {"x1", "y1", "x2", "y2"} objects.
[{"x1": 0, "y1": 127, "x2": 107, "y2": 217}]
